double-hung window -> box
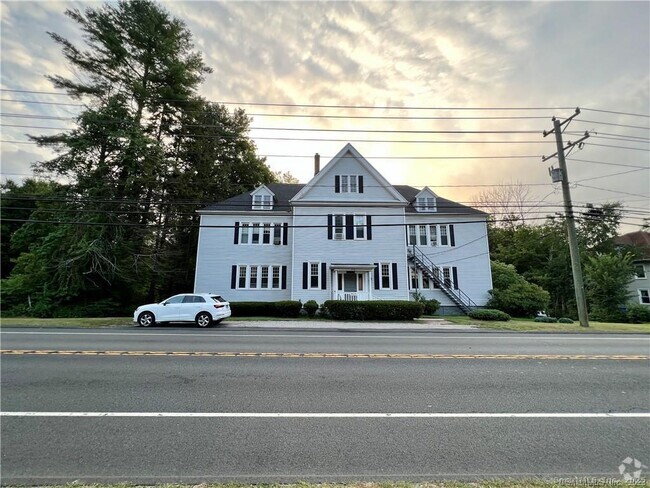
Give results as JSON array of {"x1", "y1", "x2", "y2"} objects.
[
  {"x1": 354, "y1": 214, "x2": 366, "y2": 240},
  {"x1": 410, "y1": 267, "x2": 419, "y2": 289},
  {"x1": 240, "y1": 224, "x2": 250, "y2": 244},
  {"x1": 309, "y1": 262, "x2": 320, "y2": 289},
  {"x1": 273, "y1": 226, "x2": 282, "y2": 245},
  {"x1": 408, "y1": 225, "x2": 417, "y2": 245},
  {"x1": 640, "y1": 290, "x2": 650, "y2": 304},
  {"x1": 338, "y1": 175, "x2": 359, "y2": 193},
  {"x1": 429, "y1": 225, "x2": 437, "y2": 247},
  {"x1": 419, "y1": 225, "x2": 427, "y2": 246},
  {"x1": 334, "y1": 214, "x2": 345, "y2": 240},
  {"x1": 262, "y1": 224, "x2": 271, "y2": 244},
  {"x1": 238, "y1": 266, "x2": 247, "y2": 289},
  {"x1": 439, "y1": 225, "x2": 449, "y2": 246},
  {"x1": 272, "y1": 266, "x2": 281, "y2": 289},
  {"x1": 381, "y1": 263, "x2": 391, "y2": 289},
  {"x1": 251, "y1": 224, "x2": 260, "y2": 244}
]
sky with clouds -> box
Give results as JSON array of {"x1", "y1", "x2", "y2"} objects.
[{"x1": 1, "y1": 1, "x2": 649, "y2": 230}]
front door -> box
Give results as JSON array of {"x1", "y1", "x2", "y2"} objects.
[{"x1": 336, "y1": 272, "x2": 367, "y2": 300}]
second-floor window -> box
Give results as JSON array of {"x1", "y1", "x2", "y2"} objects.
[
  {"x1": 329, "y1": 214, "x2": 370, "y2": 241},
  {"x1": 407, "y1": 224, "x2": 454, "y2": 247},
  {"x1": 237, "y1": 222, "x2": 286, "y2": 245}
]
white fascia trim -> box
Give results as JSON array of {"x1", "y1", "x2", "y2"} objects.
[
  {"x1": 289, "y1": 143, "x2": 408, "y2": 204},
  {"x1": 250, "y1": 184, "x2": 275, "y2": 197},
  {"x1": 197, "y1": 210, "x2": 292, "y2": 216}
]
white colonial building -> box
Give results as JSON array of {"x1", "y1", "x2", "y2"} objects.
[{"x1": 194, "y1": 144, "x2": 493, "y2": 313}]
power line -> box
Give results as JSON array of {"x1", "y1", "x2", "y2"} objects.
[
  {"x1": 574, "y1": 167, "x2": 649, "y2": 183},
  {"x1": 581, "y1": 107, "x2": 650, "y2": 119},
  {"x1": 565, "y1": 158, "x2": 649, "y2": 169},
  {"x1": 575, "y1": 183, "x2": 649, "y2": 199},
  {"x1": 586, "y1": 142, "x2": 650, "y2": 152}
]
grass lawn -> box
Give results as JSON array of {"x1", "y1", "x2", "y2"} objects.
[
  {"x1": 445, "y1": 315, "x2": 650, "y2": 333},
  {"x1": 0, "y1": 317, "x2": 133, "y2": 328}
]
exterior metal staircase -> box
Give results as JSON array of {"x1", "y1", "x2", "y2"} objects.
[{"x1": 407, "y1": 244, "x2": 477, "y2": 314}]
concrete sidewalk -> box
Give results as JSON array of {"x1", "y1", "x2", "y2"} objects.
[{"x1": 223, "y1": 318, "x2": 476, "y2": 330}]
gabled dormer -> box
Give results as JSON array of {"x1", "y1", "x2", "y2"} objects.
[
  {"x1": 250, "y1": 184, "x2": 275, "y2": 210},
  {"x1": 413, "y1": 187, "x2": 438, "y2": 212}
]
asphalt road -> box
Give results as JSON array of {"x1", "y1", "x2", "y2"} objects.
[{"x1": 1, "y1": 327, "x2": 649, "y2": 483}]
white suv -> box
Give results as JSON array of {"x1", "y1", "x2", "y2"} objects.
[{"x1": 133, "y1": 293, "x2": 231, "y2": 328}]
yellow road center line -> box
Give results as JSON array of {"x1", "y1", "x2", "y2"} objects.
[{"x1": 1, "y1": 350, "x2": 648, "y2": 360}]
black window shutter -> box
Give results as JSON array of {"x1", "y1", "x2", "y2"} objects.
[
  {"x1": 450, "y1": 224, "x2": 455, "y2": 247},
  {"x1": 392, "y1": 263, "x2": 399, "y2": 289},
  {"x1": 231, "y1": 265, "x2": 237, "y2": 289},
  {"x1": 321, "y1": 262, "x2": 327, "y2": 290},
  {"x1": 302, "y1": 262, "x2": 308, "y2": 289},
  {"x1": 281, "y1": 266, "x2": 287, "y2": 289},
  {"x1": 233, "y1": 222, "x2": 240, "y2": 244},
  {"x1": 452, "y1": 267, "x2": 459, "y2": 289},
  {"x1": 335, "y1": 175, "x2": 340, "y2": 193},
  {"x1": 283, "y1": 223, "x2": 288, "y2": 245},
  {"x1": 359, "y1": 175, "x2": 364, "y2": 193},
  {"x1": 366, "y1": 215, "x2": 372, "y2": 240},
  {"x1": 327, "y1": 214, "x2": 333, "y2": 240},
  {"x1": 345, "y1": 215, "x2": 354, "y2": 240},
  {"x1": 374, "y1": 263, "x2": 380, "y2": 290}
]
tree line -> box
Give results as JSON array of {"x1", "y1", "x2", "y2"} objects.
[{"x1": 1, "y1": 0, "x2": 276, "y2": 317}]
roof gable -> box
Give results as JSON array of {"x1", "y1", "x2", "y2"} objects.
[{"x1": 290, "y1": 143, "x2": 407, "y2": 204}]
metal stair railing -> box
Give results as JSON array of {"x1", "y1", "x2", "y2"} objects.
[{"x1": 407, "y1": 244, "x2": 478, "y2": 314}]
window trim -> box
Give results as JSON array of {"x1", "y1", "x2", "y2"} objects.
[
  {"x1": 309, "y1": 261, "x2": 321, "y2": 289},
  {"x1": 337, "y1": 174, "x2": 359, "y2": 193},
  {"x1": 252, "y1": 194, "x2": 273, "y2": 210},
  {"x1": 634, "y1": 264, "x2": 646, "y2": 279},
  {"x1": 236, "y1": 264, "x2": 284, "y2": 290},
  {"x1": 354, "y1": 214, "x2": 366, "y2": 240},
  {"x1": 639, "y1": 289, "x2": 650, "y2": 304},
  {"x1": 237, "y1": 222, "x2": 284, "y2": 246},
  {"x1": 380, "y1": 262, "x2": 392, "y2": 290},
  {"x1": 333, "y1": 214, "x2": 345, "y2": 240}
]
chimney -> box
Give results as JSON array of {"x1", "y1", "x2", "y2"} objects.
[{"x1": 314, "y1": 153, "x2": 320, "y2": 176}]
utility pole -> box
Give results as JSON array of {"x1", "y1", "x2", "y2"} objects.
[{"x1": 543, "y1": 108, "x2": 590, "y2": 327}]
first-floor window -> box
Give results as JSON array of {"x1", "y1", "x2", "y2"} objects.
[
  {"x1": 250, "y1": 266, "x2": 258, "y2": 288},
  {"x1": 310, "y1": 262, "x2": 320, "y2": 288},
  {"x1": 381, "y1": 263, "x2": 391, "y2": 289},
  {"x1": 422, "y1": 273, "x2": 430, "y2": 289},
  {"x1": 238, "y1": 265, "x2": 282, "y2": 289},
  {"x1": 410, "y1": 267, "x2": 419, "y2": 289},
  {"x1": 261, "y1": 266, "x2": 269, "y2": 288},
  {"x1": 238, "y1": 266, "x2": 247, "y2": 288},
  {"x1": 640, "y1": 290, "x2": 650, "y2": 304},
  {"x1": 272, "y1": 266, "x2": 280, "y2": 289},
  {"x1": 442, "y1": 267, "x2": 451, "y2": 287}
]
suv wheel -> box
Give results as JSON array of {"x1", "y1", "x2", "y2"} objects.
[
  {"x1": 196, "y1": 312, "x2": 212, "y2": 328},
  {"x1": 138, "y1": 312, "x2": 155, "y2": 327}
]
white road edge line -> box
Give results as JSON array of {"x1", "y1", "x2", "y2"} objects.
[
  {"x1": 0, "y1": 331, "x2": 646, "y2": 341},
  {"x1": 1, "y1": 412, "x2": 648, "y2": 418}
]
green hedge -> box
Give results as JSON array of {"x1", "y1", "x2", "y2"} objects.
[
  {"x1": 303, "y1": 300, "x2": 319, "y2": 318},
  {"x1": 321, "y1": 300, "x2": 424, "y2": 321},
  {"x1": 534, "y1": 316, "x2": 558, "y2": 323},
  {"x1": 626, "y1": 303, "x2": 650, "y2": 323},
  {"x1": 558, "y1": 317, "x2": 574, "y2": 324},
  {"x1": 467, "y1": 309, "x2": 511, "y2": 321},
  {"x1": 229, "y1": 301, "x2": 302, "y2": 318}
]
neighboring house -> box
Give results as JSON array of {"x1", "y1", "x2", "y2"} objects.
[
  {"x1": 194, "y1": 143, "x2": 493, "y2": 313},
  {"x1": 614, "y1": 231, "x2": 650, "y2": 306}
]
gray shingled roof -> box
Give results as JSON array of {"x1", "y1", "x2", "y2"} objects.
[{"x1": 200, "y1": 183, "x2": 485, "y2": 216}]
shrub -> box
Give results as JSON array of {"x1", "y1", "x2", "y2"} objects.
[
  {"x1": 229, "y1": 301, "x2": 302, "y2": 318},
  {"x1": 467, "y1": 309, "x2": 511, "y2": 321},
  {"x1": 411, "y1": 291, "x2": 440, "y2": 315},
  {"x1": 303, "y1": 300, "x2": 319, "y2": 318},
  {"x1": 534, "y1": 316, "x2": 558, "y2": 323},
  {"x1": 321, "y1": 300, "x2": 424, "y2": 321},
  {"x1": 558, "y1": 317, "x2": 574, "y2": 324},
  {"x1": 626, "y1": 303, "x2": 650, "y2": 323},
  {"x1": 488, "y1": 261, "x2": 550, "y2": 317}
]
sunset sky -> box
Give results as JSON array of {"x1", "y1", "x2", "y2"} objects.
[{"x1": 1, "y1": 1, "x2": 648, "y2": 230}]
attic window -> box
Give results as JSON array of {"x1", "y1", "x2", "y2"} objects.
[
  {"x1": 252, "y1": 194, "x2": 273, "y2": 210},
  {"x1": 416, "y1": 196, "x2": 436, "y2": 212}
]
